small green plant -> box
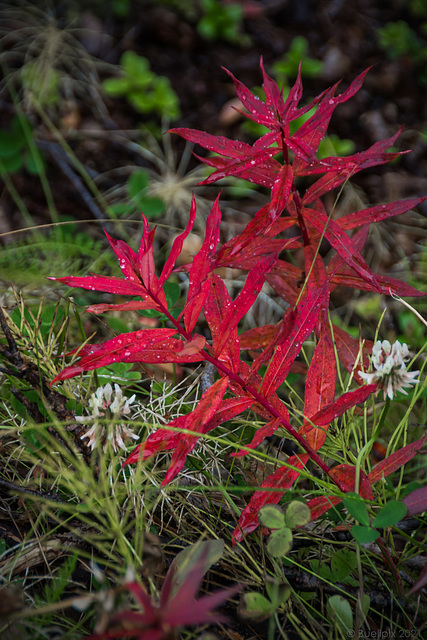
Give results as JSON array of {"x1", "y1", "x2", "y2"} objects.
[
  {"x1": 271, "y1": 36, "x2": 324, "y2": 83},
  {"x1": 110, "y1": 168, "x2": 165, "y2": 219},
  {"x1": 342, "y1": 492, "x2": 408, "y2": 543},
  {"x1": 197, "y1": 0, "x2": 250, "y2": 46},
  {"x1": 0, "y1": 114, "x2": 44, "y2": 175},
  {"x1": 102, "y1": 51, "x2": 181, "y2": 120},
  {"x1": 378, "y1": 21, "x2": 427, "y2": 85},
  {"x1": 258, "y1": 502, "x2": 311, "y2": 557},
  {"x1": 238, "y1": 579, "x2": 291, "y2": 622},
  {"x1": 327, "y1": 595, "x2": 355, "y2": 636}
]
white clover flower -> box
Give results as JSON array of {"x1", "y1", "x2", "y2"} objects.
[
  {"x1": 360, "y1": 340, "x2": 420, "y2": 400},
  {"x1": 76, "y1": 383, "x2": 139, "y2": 453}
]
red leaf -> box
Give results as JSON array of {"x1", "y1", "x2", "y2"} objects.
[
  {"x1": 169, "y1": 127, "x2": 280, "y2": 188},
  {"x1": 368, "y1": 436, "x2": 426, "y2": 483},
  {"x1": 408, "y1": 562, "x2": 427, "y2": 596},
  {"x1": 331, "y1": 325, "x2": 373, "y2": 384},
  {"x1": 206, "y1": 255, "x2": 275, "y2": 370},
  {"x1": 231, "y1": 417, "x2": 282, "y2": 457},
  {"x1": 48, "y1": 274, "x2": 148, "y2": 297},
  {"x1": 330, "y1": 270, "x2": 426, "y2": 297},
  {"x1": 159, "y1": 194, "x2": 197, "y2": 287},
  {"x1": 86, "y1": 300, "x2": 162, "y2": 315},
  {"x1": 260, "y1": 285, "x2": 327, "y2": 397},
  {"x1": 232, "y1": 454, "x2": 309, "y2": 542},
  {"x1": 162, "y1": 377, "x2": 229, "y2": 484},
  {"x1": 403, "y1": 486, "x2": 427, "y2": 518},
  {"x1": 138, "y1": 215, "x2": 159, "y2": 293},
  {"x1": 307, "y1": 495, "x2": 342, "y2": 520},
  {"x1": 196, "y1": 150, "x2": 279, "y2": 188},
  {"x1": 215, "y1": 204, "x2": 297, "y2": 269},
  {"x1": 303, "y1": 206, "x2": 381, "y2": 292},
  {"x1": 337, "y1": 197, "x2": 427, "y2": 230},
  {"x1": 301, "y1": 129, "x2": 404, "y2": 203},
  {"x1": 204, "y1": 275, "x2": 240, "y2": 372},
  {"x1": 51, "y1": 329, "x2": 206, "y2": 383},
  {"x1": 268, "y1": 164, "x2": 294, "y2": 221},
  {"x1": 292, "y1": 68, "x2": 371, "y2": 171},
  {"x1": 299, "y1": 329, "x2": 336, "y2": 450},
  {"x1": 329, "y1": 464, "x2": 373, "y2": 499},
  {"x1": 308, "y1": 383, "x2": 377, "y2": 427},
  {"x1": 123, "y1": 378, "x2": 230, "y2": 471},
  {"x1": 304, "y1": 330, "x2": 336, "y2": 416},
  {"x1": 184, "y1": 196, "x2": 222, "y2": 332},
  {"x1": 239, "y1": 324, "x2": 280, "y2": 350},
  {"x1": 104, "y1": 230, "x2": 140, "y2": 281}
]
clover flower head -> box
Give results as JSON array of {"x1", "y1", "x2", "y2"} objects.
[
  {"x1": 77, "y1": 383, "x2": 139, "y2": 453},
  {"x1": 360, "y1": 340, "x2": 420, "y2": 400}
]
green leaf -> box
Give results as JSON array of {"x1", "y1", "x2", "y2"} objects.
[
  {"x1": 121, "y1": 51, "x2": 151, "y2": 81},
  {"x1": 163, "y1": 281, "x2": 181, "y2": 308},
  {"x1": 0, "y1": 127, "x2": 25, "y2": 158},
  {"x1": 267, "y1": 527, "x2": 293, "y2": 557},
  {"x1": 331, "y1": 548, "x2": 357, "y2": 582},
  {"x1": 284, "y1": 501, "x2": 311, "y2": 528},
  {"x1": 0, "y1": 152, "x2": 23, "y2": 173},
  {"x1": 238, "y1": 592, "x2": 274, "y2": 621},
  {"x1": 128, "y1": 169, "x2": 149, "y2": 199},
  {"x1": 102, "y1": 77, "x2": 131, "y2": 97},
  {"x1": 139, "y1": 195, "x2": 165, "y2": 218},
  {"x1": 351, "y1": 525, "x2": 379, "y2": 544},
  {"x1": 327, "y1": 595, "x2": 354, "y2": 634},
  {"x1": 258, "y1": 504, "x2": 286, "y2": 529},
  {"x1": 25, "y1": 147, "x2": 45, "y2": 175},
  {"x1": 371, "y1": 501, "x2": 407, "y2": 529},
  {"x1": 343, "y1": 492, "x2": 370, "y2": 526},
  {"x1": 265, "y1": 580, "x2": 291, "y2": 607}
]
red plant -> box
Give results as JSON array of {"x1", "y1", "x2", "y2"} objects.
[
  {"x1": 84, "y1": 547, "x2": 241, "y2": 640},
  {"x1": 50, "y1": 59, "x2": 425, "y2": 542}
]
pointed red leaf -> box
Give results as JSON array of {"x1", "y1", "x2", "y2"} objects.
[
  {"x1": 51, "y1": 329, "x2": 206, "y2": 383},
  {"x1": 368, "y1": 436, "x2": 426, "y2": 483},
  {"x1": 239, "y1": 324, "x2": 280, "y2": 351},
  {"x1": 269, "y1": 164, "x2": 294, "y2": 221},
  {"x1": 403, "y1": 486, "x2": 427, "y2": 518},
  {"x1": 329, "y1": 464, "x2": 373, "y2": 499},
  {"x1": 204, "y1": 274, "x2": 240, "y2": 372},
  {"x1": 330, "y1": 270, "x2": 426, "y2": 297},
  {"x1": 307, "y1": 495, "x2": 342, "y2": 520},
  {"x1": 299, "y1": 330, "x2": 336, "y2": 450},
  {"x1": 309, "y1": 383, "x2": 377, "y2": 427},
  {"x1": 159, "y1": 194, "x2": 197, "y2": 287},
  {"x1": 331, "y1": 325, "x2": 373, "y2": 384},
  {"x1": 232, "y1": 454, "x2": 309, "y2": 542},
  {"x1": 86, "y1": 300, "x2": 162, "y2": 315},
  {"x1": 184, "y1": 196, "x2": 222, "y2": 332},
  {"x1": 138, "y1": 215, "x2": 158, "y2": 291},
  {"x1": 260, "y1": 285, "x2": 328, "y2": 397},
  {"x1": 303, "y1": 206, "x2": 381, "y2": 292},
  {"x1": 104, "y1": 231, "x2": 140, "y2": 281},
  {"x1": 408, "y1": 562, "x2": 427, "y2": 596},
  {"x1": 48, "y1": 275, "x2": 148, "y2": 297},
  {"x1": 293, "y1": 68, "x2": 371, "y2": 170},
  {"x1": 231, "y1": 417, "x2": 282, "y2": 457},
  {"x1": 162, "y1": 377, "x2": 229, "y2": 484},
  {"x1": 337, "y1": 196, "x2": 427, "y2": 230},
  {"x1": 301, "y1": 129, "x2": 404, "y2": 203}
]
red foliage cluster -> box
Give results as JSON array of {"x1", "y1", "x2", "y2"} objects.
[{"x1": 50, "y1": 60, "x2": 425, "y2": 542}]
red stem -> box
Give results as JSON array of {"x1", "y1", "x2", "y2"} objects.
[{"x1": 148, "y1": 289, "x2": 346, "y2": 490}]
